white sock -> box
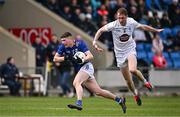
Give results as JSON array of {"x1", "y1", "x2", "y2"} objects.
[{"x1": 143, "y1": 79, "x2": 147, "y2": 84}]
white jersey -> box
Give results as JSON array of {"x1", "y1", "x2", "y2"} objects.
[{"x1": 104, "y1": 17, "x2": 142, "y2": 67}]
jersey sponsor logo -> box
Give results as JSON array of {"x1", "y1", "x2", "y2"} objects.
[{"x1": 119, "y1": 34, "x2": 130, "y2": 42}]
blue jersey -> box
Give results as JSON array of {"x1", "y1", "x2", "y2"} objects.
[{"x1": 57, "y1": 39, "x2": 89, "y2": 72}]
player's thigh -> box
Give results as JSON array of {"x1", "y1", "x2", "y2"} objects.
[
  {"x1": 84, "y1": 79, "x2": 101, "y2": 93},
  {"x1": 73, "y1": 71, "x2": 90, "y2": 85},
  {"x1": 127, "y1": 54, "x2": 137, "y2": 71}
]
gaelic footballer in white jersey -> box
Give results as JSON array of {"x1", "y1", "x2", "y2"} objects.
[
  {"x1": 93, "y1": 8, "x2": 163, "y2": 106},
  {"x1": 104, "y1": 17, "x2": 142, "y2": 67}
]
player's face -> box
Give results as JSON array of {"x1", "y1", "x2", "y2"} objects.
[
  {"x1": 61, "y1": 37, "x2": 74, "y2": 47},
  {"x1": 117, "y1": 13, "x2": 127, "y2": 25}
]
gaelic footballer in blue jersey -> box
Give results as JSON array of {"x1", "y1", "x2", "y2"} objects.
[
  {"x1": 53, "y1": 32, "x2": 126, "y2": 113},
  {"x1": 56, "y1": 34, "x2": 89, "y2": 73}
]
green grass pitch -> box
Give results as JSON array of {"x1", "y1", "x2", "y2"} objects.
[{"x1": 0, "y1": 96, "x2": 180, "y2": 116}]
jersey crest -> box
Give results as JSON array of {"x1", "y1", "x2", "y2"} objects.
[{"x1": 119, "y1": 34, "x2": 130, "y2": 42}]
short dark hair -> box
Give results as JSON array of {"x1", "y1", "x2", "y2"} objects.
[
  {"x1": 7, "y1": 57, "x2": 13, "y2": 63},
  {"x1": 60, "y1": 32, "x2": 72, "y2": 38},
  {"x1": 117, "y1": 8, "x2": 128, "y2": 16}
]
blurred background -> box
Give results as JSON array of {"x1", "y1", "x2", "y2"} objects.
[{"x1": 0, "y1": 0, "x2": 180, "y2": 97}]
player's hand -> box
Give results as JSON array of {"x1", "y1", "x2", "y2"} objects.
[
  {"x1": 55, "y1": 62, "x2": 60, "y2": 66},
  {"x1": 92, "y1": 41, "x2": 103, "y2": 52},
  {"x1": 156, "y1": 29, "x2": 164, "y2": 33},
  {"x1": 73, "y1": 56, "x2": 84, "y2": 64}
]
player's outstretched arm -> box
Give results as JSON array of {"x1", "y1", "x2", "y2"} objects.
[
  {"x1": 93, "y1": 26, "x2": 107, "y2": 52},
  {"x1": 138, "y1": 24, "x2": 164, "y2": 33}
]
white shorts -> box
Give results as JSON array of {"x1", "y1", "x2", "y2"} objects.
[
  {"x1": 79, "y1": 62, "x2": 95, "y2": 80},
  {"x1": 116, "y1": 49, "x2": 137, "y2": 68}
]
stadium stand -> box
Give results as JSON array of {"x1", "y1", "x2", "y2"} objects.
[{"x1": 35, "y1": 0, "x2": 180, "y2": 68}]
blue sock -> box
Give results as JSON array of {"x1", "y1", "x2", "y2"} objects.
[
  {"x1": 76, "y1": 100, "x2": 82, "y2": 106},
  {"x1": 115, "y1": 97, "x2": 121, "y2": 104}
]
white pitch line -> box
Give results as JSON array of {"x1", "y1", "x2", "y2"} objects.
[{"x1": 1, "y1": 108, "x2": 179, "y2": 116}]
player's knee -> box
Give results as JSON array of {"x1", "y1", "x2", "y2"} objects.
[
  {"x1": 73, "y1": 81, "x2": 80, "y2": 88},
  {"x1": 94, "y1": 89, "x2": 102, "y2": 96},
  {"x1": 95, "y1": 91, "x2": 101, "y2": 96},
  {"x1": 73, "y1": 82, "x2": 76, "y2": 87},
  {"x1": 129, "y1": 69, "x2": 137, "y2": 74}
]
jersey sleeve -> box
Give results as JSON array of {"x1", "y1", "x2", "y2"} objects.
[
  {"x1": 79, "y1": 40, "x2": 89, "y2": 52},
  {"x1": 104, "y1": 21, "x2": 115, "y2": 31},
  {"x1": 131, "y1": 18, "x2": 142, "y2": 29},
  {"x1": 57, "y1": 44, "x2": 64, "y2": 56}
]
